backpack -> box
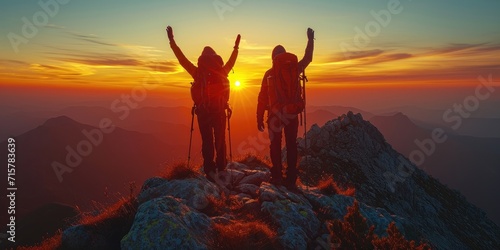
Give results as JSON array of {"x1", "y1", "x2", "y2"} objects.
[
  {"x1": 267, "y1": 52, "x2": 304, "y2": 115},
  {"x1": 191, "y1": 54, "x2": 230, "y2": 112}
]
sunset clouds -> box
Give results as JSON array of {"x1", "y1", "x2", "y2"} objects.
[{"x1": 1, "y1": 0, "x2": 499, "y2": 90}]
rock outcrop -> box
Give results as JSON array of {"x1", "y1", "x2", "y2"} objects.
[
  {"x1": 298, "y1": 111, "x2": 500, "y2": 249},
  {"x1": 59, "y1": 112, "x2": 500, "y2": 249}
]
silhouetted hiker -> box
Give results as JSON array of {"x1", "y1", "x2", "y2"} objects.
[
  {"x1": 166, "y1": 26, "x2": 241, "y2": 181},
  {"x1": 257, "y1": 28, "x2": 314, "y2": 190}
]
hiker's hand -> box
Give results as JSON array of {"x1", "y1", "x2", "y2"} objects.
[
  {"x1": 166, "y1": 26, "x2": 174, "y2": 41},
  {"x1": 226, "y1": 104, "x2": 232, "y2": 119},
  {"x1": 234, "y1": 34, "x2": 241, "y2": 49},
  {"x1": 257, "y1": 121, "x2": 265, "y2": 132},
  {"x1": 307, "y1": 28, "x2": 314, "y2": 40}
]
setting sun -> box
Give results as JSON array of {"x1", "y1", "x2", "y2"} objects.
[{"x1": 234, "y1": 81, "x2": 241, "y2": 88}]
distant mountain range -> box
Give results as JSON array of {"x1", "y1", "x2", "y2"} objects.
[
  {"x1": 0, "y1": 116, "x2": 172, "y2": 221},
  {"x1": 370, "y1": 112, "x2": 500, "y2": 224},
  {"x1": 1, "y1": 105, "x2": 498, "y2": 228},
  {"x1": 376, "y1": 105, "x2": 500, "y2": 138}
]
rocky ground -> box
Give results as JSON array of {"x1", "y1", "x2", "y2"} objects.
[{"x1": 48, "y1": 112, "x2": 500, "y2": 249}]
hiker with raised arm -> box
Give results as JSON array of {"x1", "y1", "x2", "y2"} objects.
[
  {"x1": 257, "y1": 28, "x2": 314, "y2": 190},
  {"x1": 166, "y1": 26, "x2": 241, "y2": 182}
]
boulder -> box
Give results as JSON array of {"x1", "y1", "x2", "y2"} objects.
[
  {"x1": 260, "y1": 183, "x2": 321, "y2": 247},
  {"x1": 121, "y1": 196, "x2": 211, "y2": 250},
  {"x1": 235, "y1": 183, "x2": 260, "y2": 197},
  {"x1": 239, "y1": 170, "x2": 270, "y2": 186},
  {"x1": 62, "y1": 225, "x2": 110, "y2": 250},
  {"x1": 137, "y1": 177, "x2": 220, "y2": 210}
]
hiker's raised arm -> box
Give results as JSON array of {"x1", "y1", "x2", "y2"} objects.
[
  {"x1": 166, "y1": 26, "x2": 197, "y2": 78},
  {"x1": 298, "y1": 28, "x2": 314, "y2": 71},
  {"x1": 223, "y1": 34, "x2": 241, "y2": 73}
]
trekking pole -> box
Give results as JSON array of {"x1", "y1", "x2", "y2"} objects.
[
  {"x1": 187, "y1": 105, "x2": 196, "y2": 168},
  {"x1": 302, "y1": 69, "x2": 308, "y2": 151},
  {"x1": 227, "y1": 105, "x2": 233, "y2": 162}
]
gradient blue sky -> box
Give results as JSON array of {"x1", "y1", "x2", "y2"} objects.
[{"x1": 1, "y1": 0, "x2": 499, "y2": 108}]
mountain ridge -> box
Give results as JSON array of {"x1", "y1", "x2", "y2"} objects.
[
  {"x1": 14, "y1": 112, "x2": 498, "y2": 249},
  {"x1": 298, "y1": 112, "x2": 499, "y2": 248},
  {"x1": 0, "y1": 115, "x2": 172, "y2": 223},
  {"x1": 370, "y1": 112, "x2": 500, "y2": 225}
]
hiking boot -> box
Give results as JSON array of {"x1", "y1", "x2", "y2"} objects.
[
  {"x1": 284, "y1": 183, "x2": 301, "y2": 193},
  {"x1": 284, "y1": 178, "x2": 301, "y2": 193},
  {"x1": 206, "y1": 170, "x2": 216, "y2": 183},
  {"x1": 286, "y1": 184, "x2": 301, "y2": 193},
  {"x1": 270, "y1": 176, "x2": 283, "y2": 186}
]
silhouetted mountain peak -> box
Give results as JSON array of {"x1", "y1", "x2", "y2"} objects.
[
  {"x1": 298, "y1": 111, "x2": 500, "y2": 249},
  {"x1": 374, "y1": 111, "x2": 414, "y2": 124},
  {"x1": 392, "y1": 111, "x2": 415, "y2": 122},
  {"x1": 43, "y1": 115, "x2": 82, "y2": 128},
  {"x1": 368, "y1": 112, "x2": 426, "y2": 138},
  {"x1": 393, "y1": 111, "x2": 406, "y2": 117}
]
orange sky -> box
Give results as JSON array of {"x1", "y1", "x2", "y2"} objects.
[{"x1": 1, "y1": 1, "x2": 500, "y2": 111}]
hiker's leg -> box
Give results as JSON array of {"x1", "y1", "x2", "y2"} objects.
[
  {"x1": 197, "y1": 111, "x2": 215, "y2": 174},
  {"x1": 214, "y1": 111, "x2": 227, "y2": 171},
  {"x1": 267, "y1": 113, "x2": 283, "y2": 181},
  {"x1": 284, "y1": 115, "x2": 299, "y2": 186}
]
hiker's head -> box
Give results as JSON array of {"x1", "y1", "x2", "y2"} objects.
[
  {"x1": 272, "y1": 45, "x2": 286, "y2": 60},
  {"x1": 201, "y1": 46, "x2": 217, "y2": 56},
  {"x1": 198, "y1": 47, "x2": 223, "y2": 68}
]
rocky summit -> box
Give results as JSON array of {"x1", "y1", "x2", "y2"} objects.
[
  {"x1": 298, "y1": 111, "x2": 500, "y2": 249},
  {"x1": 59, "y1": 112, "x2": 500, "y2": 249}
]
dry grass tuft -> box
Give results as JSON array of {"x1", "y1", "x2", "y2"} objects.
[
  {"x1": 14, "y1": 197, "x2": 137, "y2": 249},
  {"x1": 209, "y1": 220, "x2": 277, "y2": 250},
  {"x1": 237, "y1": 154, "x2": 272, "y2": 170},
  {"x1": 327, "y1": 200, "x2": 431, "y2": 250},
  {"x1": 316, "y1": 177, "x2": 355, "y2": 196},
  {"x1": 16, "y1": 231, "x2": 62, "y2": 250},
  {"x1": 202, "y1": 193, "x2": 245, "y2": 217},
  {"x1": 79, "y1": 197, "x2": 137, "y2": 226},
  {"x1": 161, "y1": 162, "x2": 200, "y2": 180}
]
